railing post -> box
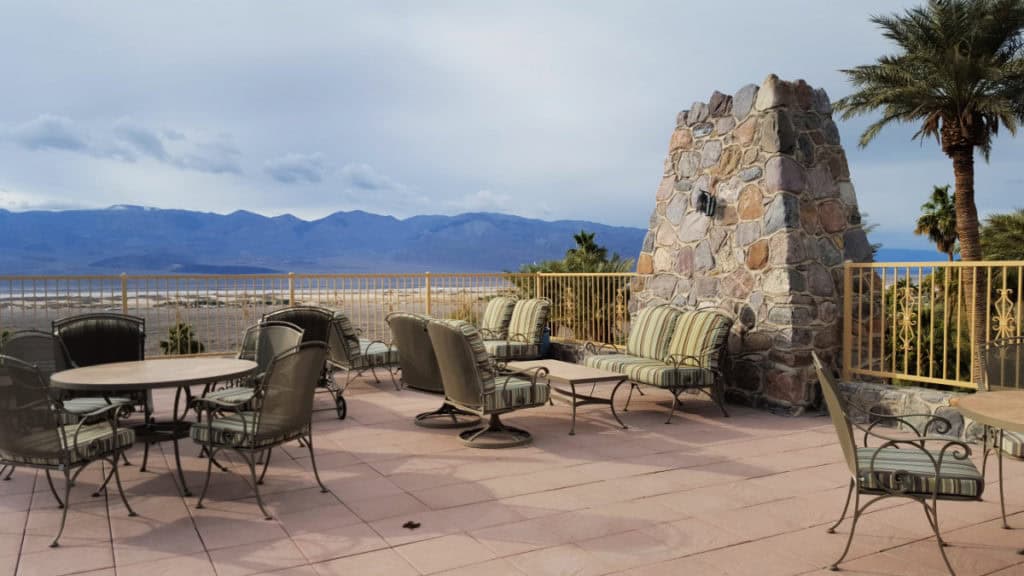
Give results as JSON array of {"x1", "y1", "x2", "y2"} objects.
[
  {"x1": 120, "y1": 273, "x2": 128, "y2": 314},
  {"x1": 535, "y1": 273, "x2": 542, "y2": 300},
  {"x1": 842, "y1": 263, "x2": 853, "y2": 381},
  {"x1": 424, "y1": 272, "x2": 432, "y2": 316},
  {"x1": 288, "y1": 272, "x2": 295, "y2": 305}
]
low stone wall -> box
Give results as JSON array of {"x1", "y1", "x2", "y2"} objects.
[{"x1": 837, "y1": 380, "x2": 983, "y2": 443}]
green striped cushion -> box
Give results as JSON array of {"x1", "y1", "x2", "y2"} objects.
[
  {"x1": 2, "y1": 423, "x2": 134, "y2": 467},
  {"x1": 483, "y1": 340, "x2": 539, "y2": 361},
  {"x1": 349, "y1": 339, "x2": 400, "y2": 370},
  {"x1": 190, "y1": 412, "x2": 296, "y2": 449},
  {"x1": 203, "y1": 386, "x2": 257, "y2": 405},
  {"x1": 480, "y1": 297, "x2": 517, "y2": 340},
  {"x1": 625, "y1": 306, "x2": 680, "y2": 360},
  {"x1": 331, "y1": 312, "x2": 363, "y2": 363},
  {"x1": 483, "y1": 376, "x2": 550, "y2": 411},
  {"x1": 1000, "y1": 431, "x2": 1024, "y2": 458},
  {"x1": 506, "y1": 299, "x2": 550, "y2": 345},
  {"x1": 665, "y1": 310, "x2": 733, "y2": 368},
  {"x1": 584, "y1": 353, "x2": 712, "y2": 390},
  {"x1": 437, "y1": 320, "x2": 497, "y2": 385},
  {"x1": 856, "y1": 447, "x2": 983, "y2": 498}
]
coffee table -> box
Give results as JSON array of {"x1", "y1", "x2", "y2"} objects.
[
  {"x1": 51, "y1": 357, "x2": 257, "y2": 496},
  {"x1": 507, "y1": 359, "x2": 628, "y2": 435},
  {"x1": 956, "y1": 390, "x2": 1024, "y2": 539}
]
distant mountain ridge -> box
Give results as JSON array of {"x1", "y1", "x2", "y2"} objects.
[{"x1": 0, "y1": 206, "x2": 647, "y2": 274}]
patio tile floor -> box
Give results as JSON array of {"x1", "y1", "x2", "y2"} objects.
[{"x1": 6, "y1": 375, "x2": 1024, "y2": 575}]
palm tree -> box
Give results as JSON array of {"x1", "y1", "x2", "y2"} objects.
[
  {"x1": 982, "y1": 208, "x2": 1024, "y2": 260},
  {"x1": 834, "y1": 0, "x2": 1024, "y2": 385},
  {"x1": 914, "y1": 185, "x2": 958, "y2": 261}
]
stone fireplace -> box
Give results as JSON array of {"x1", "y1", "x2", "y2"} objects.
[{"x1": 633, "y1": 75, "x2": 873, "y2": 411}]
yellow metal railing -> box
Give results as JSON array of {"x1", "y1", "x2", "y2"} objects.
[
  {"x1": 0, "y1": 272, "x2": 641, "y2": 357},
  {"x1": 843, "y1": 261, "x2": 1024, "y2": 390}
]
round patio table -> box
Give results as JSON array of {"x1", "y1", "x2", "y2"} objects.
[
  {"x1": 51, "y1": 357, "x2": 257, "y2": 496},
  {"x1": 956, "y1": 390, "x2": 1024, "y2": 548}
]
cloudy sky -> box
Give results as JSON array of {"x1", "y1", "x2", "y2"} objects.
[{"x1": 1, "y1": 0, "x2": 1021, "y2": 251}]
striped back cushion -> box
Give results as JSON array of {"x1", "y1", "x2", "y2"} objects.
[
  {"x1": 436, "y1": 319, "x2": 497, "y2": 387},
  {"x1": 507, "y1": 299, "x2": 550, "y2": 345},
  {"x1": 330, "y1": 312, "x2": 363, "y2": 363},
  {"x1": 625, "y1": 305, "x2": 680, "y2": 361},
  {"x1": 480, "y1": 297, "x2": 517, "y2": 339},
  {"x1": 665, "y1": 309, "x2": 733, "y2": 369}
]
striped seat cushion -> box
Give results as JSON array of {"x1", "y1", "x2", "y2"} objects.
[
  {"x1": 331, "y1": 313, "x2": 363, "y2": 363},
  {"x1": 665, "y1": 310, "x2": 732, "y2": 369},
  {"x1": 483, "y1": 376, "x2": 550, "y2": 411},
  {"x1": 2, "y1": 423, "x2": 134, "y2": 467},
  {"x1": 479, "y1": 297, "x2": 517, "y2": 340},
  {"x1": 482, "y1": 340, "x2": 539, "y2": 361},
  {"x1": 203, "y1": 386, "x2": 257, "y2": 405},
  {"x1": 625, "y1": 306, "x2": 680, "y2": 361},
  {"x1": 1000, "y1": 431, "x2": 1024, "y2": 458},
  {"x1": 58, "y1": 396, "x2": 135, "y2": 424},
  {"x1": 190, "y1": 412, "x2": 298, "y2": 449},
  {"x1": 506, "y1": 299, "x2": 550, "y2": 345},
  {"x1": 349, "y1": 339, "x2": 399, "y2": 370},
  {"x1": 584, "y1": 354, "x2": 712, "y2": 389},
  {"x1": 856, "y1": 447, "x2": 983, "y2": 498}
]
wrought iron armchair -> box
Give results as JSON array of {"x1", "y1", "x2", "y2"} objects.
[
  {"x1": 480, "y1": 298, "x2": 551, "y2": 363},
  {"x1": 476, "y1": 296, "x2": 517, "y2": 340},
  {"x1": 0, "y1": 354, "x2": 135, "y2": 547},
  {"x1": 202, "y1": 320, "x2": 304, "y2": 407},
  {"x1": 327, "y1": 310, "x2": 400, "y2": 417},
  {"x1": 191, "y1": 342, "x2": 331, "y2": 519},
  {"x1": 386, "y1": 312, "x2": 479, "y2": 428},
  {"x1": 813, "y1": 352, "x2": 982, "y2": 575},
  {"x1": 978, "y1": 335, "x2": 1024, "y2": 530},
  {"x1": 427, "y1": 320, "x2": 549, "y2": 448}
]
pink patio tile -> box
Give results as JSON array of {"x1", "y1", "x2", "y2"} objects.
[
  {"x1": 15, "y1": 540, "x2": 113, "y2": 576},
  {"x1": 412, "y1": 481, "x2": 497, "y2": 509},
  {"x1": 395, "y1": 533, "x2": 497, "y2": 574},
  {"x1": 312, "y1": 548, "x2": 419, "y2": 576},
  {"x1": 575, "y1": 528, "x2": 678, "y2": 573},
  {"x1": 434, "y1": 558, "x2": 525, "y2": 576},
  {"x1": 208, "y1": 538, "x2": 308, "y2": 576},
  {"x1": 506, "y1": 543, "x2": 607, "y2": 576},
  {"x1": 276, "y1": 502, "x2": 362, "y2": 535},
  {"x1": 288, "y1": 520, "x2": 388, "y2": 564},
  {"x1": 190, "y1": 508, "x2": 291, "y2": 551},
  {"x1": 841, "y1": 539, "x2": 1023, "y2": 576},
  {"x1": 639, "y1": 517, "x2": 747, "y2": 556},
  {"x1": 344, "y1": 492, "x2": 430, "y2": 522},
  {"x1": 115, "y1": 552, "x2": 216, "y2": 576}
]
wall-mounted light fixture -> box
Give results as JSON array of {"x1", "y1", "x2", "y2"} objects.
[{"x1": 696, "y1": 189, "x2": 717, "y2": 217}]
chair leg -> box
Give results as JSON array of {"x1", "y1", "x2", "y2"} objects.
[
  {"x1": 459, "y1": 414, "x2": 533, "y2": 449},
  {"x1": 665, "y1": 390, "x2": 682, "y2": 424},
  {"x1": 45, "y1": 470, "x2": 64, "y2": 509},
  {"x1": 414, "y1": 403, "x2": 481, "y2": 429},
  {"x1": 50, "y1": 470, "x2": 73, "y2": 548},
  {"x1": 110, "y1": 456, "x2": 136, "y2": 517},
  {"x1": 140, "y1": 442, "x2": 150, "y2": 472},
  {"x1": 826, "y1": 479, "x2": 854, "y2": 534},
  {"x1": 830, "y1": 489, "x2": 862, "y2": 570},
  {"x1": 195, "y1": 447, "x2": 216, "y2": 510},
  {"x1": 243, "y1": 452, "x2": 272, "y2": 520},
  {"x1": 92, "y1": 465, "x2": 116, "y2": 498},
  {"x1": 998, "y1": 432, "x2": 1011, "y2": 529},
  {"x1": 623, "y1": 384, "x2": 635, "y2": 412},
  {"x1": 2, "y1": 465, "x2": 13, "y2": 480},
  {"x1": 926, "y1": 499, "x2": 957, "y2": 575},
  {"x1": 304, "y1": 435, "x2": 329, "y2": 493},
  {"x1": 257, "y1": 449, "x2": 272, "y2": 485}
]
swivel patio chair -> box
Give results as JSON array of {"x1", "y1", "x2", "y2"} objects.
[
  {"x1": 190, "y1": 342, "x2": 331, "y2": 519},
  {"x1": 263, "y1": 306, "x2": 354, "y2": 419},
  {"x1": 386, "y1": 312, "x2": 479, "y2": 428},
  {"x1": 813, "y1": 352, "x2": 983, "y2": 575},
  {"x1": 327, "y1": 310, "x2": 400, "y2": 418},
  {"x1": 427, "y1": 320, "x2": 549, "y2": 448},
  {"x1": 0, "y1": 354, "x2": 136, "y2": 547},
  {"x1": 476, "y1": 296, "x2": 517, "y2": 340},
  {"x1": 480, "y1": 298, "x2": 551, "y2": 363},
  {"x1": 202, "y1": 320, "x2": 304, "y2": 407}
]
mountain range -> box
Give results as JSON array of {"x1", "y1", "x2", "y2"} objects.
[{"x1": 0, "y1": 206, "x2": 648, "y2": 274}]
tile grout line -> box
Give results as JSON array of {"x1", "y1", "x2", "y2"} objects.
[{"x1": 12, "y1": 469, "x2": 38, "y2": 576}]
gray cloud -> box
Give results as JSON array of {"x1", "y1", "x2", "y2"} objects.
[
  {"x1": 265, "y1": 153, "x2": 325, "y2": 184},
  {"x1": 339, "y1": 163, "x2": 404, "y2": 192},
  {"x1": 113, "y1": 119, "x2": 170, "y2": 161},
  {"x1": 10, "y1": 115, "x2": 89, "y2": 152}
]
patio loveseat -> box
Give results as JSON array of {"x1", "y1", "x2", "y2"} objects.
[{"x1": 583, "y1": 304, "x2": 732, "y2": 423}]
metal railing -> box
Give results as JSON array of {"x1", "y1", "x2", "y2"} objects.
[
  {"x1": 842, "y1": 261, "x2": 1023, "y2": 389},
  {"x1": 0, "y1": 272, "x2": 643, "y2": 357}
]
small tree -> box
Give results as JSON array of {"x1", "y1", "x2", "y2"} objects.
[
  {"x1": 160, "y1": 322, "x2": 205, "y2": 355},
  {"x1": 982, "y1": 208, "x2": 1024, "y2": 260},
  {"x1": 914, "y1": 185, "x2": 958, "y2": 261}
]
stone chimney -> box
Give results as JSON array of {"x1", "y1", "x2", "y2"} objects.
[{"x1": 633, "y1": 75, "x2": 873, "y2": 411}]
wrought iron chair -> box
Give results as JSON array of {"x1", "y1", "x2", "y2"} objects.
[
  {"x1": 327, "y1": 310, "x2": 400, "y2": 417},
  {"x1": 190, "y1": 342, "x2": 331, "y2": 519},
  {"x1": 476, "y1": 296, "x2": 517, "y2": 340},
  {"x1": 979, "y1": 335, "x2": 1024, "y2": 530},
  {"x1": 480, "y1": 298, "x2": 551, "y2": 363},
  {"x1": 202, "y1": 321, "x2": 304, "y2": 407},
  {"x1": 386, "y1": 312, "x2": 479, "y2": 428},
  {"x1": 427, "y1": 320, "x2": 549, "y2": 448},
  {"x1": 813, "y1": 352, "x2": 982, "y2": 575},
  {"x1": 263, "y1": 306, "x2": 357, "y2": 419},
  {"x1": 0, "y1": 354, "x2": 136, "y2": 547}
]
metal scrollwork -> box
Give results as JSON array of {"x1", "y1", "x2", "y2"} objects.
[
  {"x1": 993, "y1": 288, "x2": 1016, "y2": 340},
  {"x1": 897, "y1": 284, "x2": 917, "y2": 354}
]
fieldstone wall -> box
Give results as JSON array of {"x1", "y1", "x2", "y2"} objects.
[
  {"x1": 838, "y1": 380, "x2": 984, "y2": 443},
  {"x1": 633, "y1": 75, "x2": 873, "y2": 411}
]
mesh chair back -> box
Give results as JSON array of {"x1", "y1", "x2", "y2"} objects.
[
  {"x1": 427, "y1": 321, "x2": 485, "y2": 410},
  {"x1": 2, "y1": 330, "x2": 69, "y2": 379},
  {"x1": 53, "y1": 313, "x2": 145, "y2": 367},
  {"x1": 387, "y1": 313, "x2": 442, "y2": 393},
  {"x1": 985, "y1": 337, "x2": 1024, "y2": 391},
  {"x1": 0, "y1": 355, "x2": 62, "y2": 464},
  {"x1": 256, "y1": 342, "x2": 328, "y2": 439},
  {"x1": 239, "y1": 322, "x2": 304, "y2": 373},
  {"x1": 263, "y1": 307, "x2": 333, "y2": 345},
  {"x1": 812, "y1": 352, "x2": 857, "y2": 477}
]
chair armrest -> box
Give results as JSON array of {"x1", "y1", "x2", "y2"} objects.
[
  {"x1": 582, "y1": 341, "x2": 621, "y2": 356},
  {"x1": 493, "y1": 366, "x2": 549, "y2": 397},
  {"x1": 192, "y1": 396, "x2": 251, "y2": 411},
  {"x1": 665, "y1": 354, "x2": 703, "y2": 369},
  {"x1": 64, "y1": 401, "x2": 133, "y2": 462},
  {"x1": 845, "y1": 401, "x2": 954, "y2": 443}
]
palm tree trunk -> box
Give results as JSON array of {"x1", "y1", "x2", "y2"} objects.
[{"x1": 949, "y1": 147, "x2": 985, "y2": 386}]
